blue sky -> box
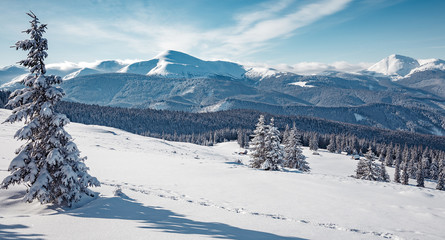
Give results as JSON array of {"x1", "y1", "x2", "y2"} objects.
[{"x1": 0, "y1": 0, "x2": 444, "y2": 70}]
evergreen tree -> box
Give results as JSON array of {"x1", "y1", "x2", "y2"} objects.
[
  {"x1": 262, "y1": 118, "x2": 282, "y2": 170},
  {"x1": 282, "y1": 124, "x2": 290, "y2": 145},
  {"x1": 394, "y1": 160, "x2": 401, "y2": 183},
  {"x1": 394, "y1": 148, "x2": 402, "y2": 183},
  {"x1": 437, "y1": 173, "x2": 445, "y2": 191},
  {"x1": 249, "y1": 115, "x2": 267, "y2": 169},
  {"x1": 436, "y1": 160, "x2": 444, "y2": 190},
  {"x1": 326, "y1": 135, "x2": 336, "y2": 153},
  {"x1": 364, "y1": 146, "x2": 375, "y2": 161},
  {"x1": 356, "y1": 158, "x2": 385, "y2": 181},
  {"x1": 402, "y1": 144, "x2": 410, "y2": 164},
  {"x1": 283, "y1": 125, "x2": 309, "y2": 172},
  {"x1": 416, "y1": 160, "x2": 425, "y2": 187},
  {"x1": 309, "y1": 133, "x2": 319, "y2": 152},
  {"x1": 409, "y1": 148, "x2": 418, "y2": 179},
  {"x1": 380, "y1": 162, "x2": 390, "y2": 182},
  {"x1": 378, "y1": 152, "x2": 385, "y2": 163},
  {"x1": 430, "y1": 157, "x2": 440, "y2": 180},
  {"x1": 422, "y1": 149, "x2": 431, "y2": 179},
  {"x1": 401, "y1": 158, "x2": 409, "y2": 185},
  {"x1": 351, "y1": 136, "x2": 359, "y2": 155},
  {"x1": 385, "y1": 145, "x2": 393, "y2": 167},
  {"x1": 1, "y1": 12, "x2": 99, "y2": 206},
  {"x1": 335, "y1": 135, "x2": 343, "y2": 153},
  {"x1": 356, "y1": 159, "x2": 375, "y2": 181}
]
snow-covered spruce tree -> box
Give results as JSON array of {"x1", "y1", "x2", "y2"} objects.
[
  {"x1": 416, "y1": 160, "x2": 425, "y2": 187},
  {"x1": 437, "y1": 160, "x2": 444, "y2": 190},
  {"x1": 364, "y1": 146, "x2": 375, "y2": 161},
  {"x1": 356, "y1": 156, "x2": 388, "y2": 182},
  {"x1": 394, "y1": 160, "x2": 401, "y2": 183},
  {"x1": 409, "y1": 148, "x2": 418, "y2": 179},
  {"x1": 282, "y1": 124, "x2": 290, "y2": 145},
  {"x1": 437, "y1": 173, "x2": 445, "y2": 191},
  {"x1": 283, "y1": 124, "x2": 309, "y2": 172},
  {"x1": 355, "y1": 159, "x2": 376, "y2": 181},
  {"x1": 326, "y1": 135, "x2": 336, "y2": 153},
  {"x1": 1, "y1": 12, "x2": 100, "y2": 206},
  {"x1": 401, "y1": 158, "x2": 409, "y2": 185},
  {"x1": 430, "y1": 157, "x2": 439, "y2": 180},
  {"x1": 309, "y1": 133, "x2": 318, "y2": 152},
  {"x1": 394, "y1": 149, "x2": 401, "y2": 183},
  {"x1": 378, "y1": 152, "x2": 385, "y2": 163},
  {"x1": 249, "y1": 115, "x2": 267, "y2": 169},
  {"x1": 385, "y1": 145, "x2": 393, "y2": 167},
  {"x1": 336, "y1": 135, "x2": 344, "y2": 154},
  {"x1": 422, "y1": 149, "x2": 431, "y2": 179},
  {"x1": 262, "y1": 118, "x2": 283, "y2": 170},
  {"x1": 380, "y1": 162, "x2": 390, "y2": 182}
]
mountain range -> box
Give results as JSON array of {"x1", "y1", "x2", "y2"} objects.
[{"x1": 1, "y1": 50, "x2": 445, "y2": 136}]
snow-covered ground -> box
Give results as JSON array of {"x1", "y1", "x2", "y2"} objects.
[{"x1": 0, "y1": 108, "x2": 444, "y2": 240}]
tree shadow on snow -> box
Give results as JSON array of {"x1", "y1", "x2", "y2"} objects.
[
  {"x1": 0, "y1": 223, "x2": 45, "y2": 240},
  {"x1": 62, "y1": 193, "x2": 306, "y2": 240}
]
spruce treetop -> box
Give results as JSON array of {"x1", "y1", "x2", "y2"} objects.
[{"x1": 14, "y1": 11, "x2": 48, "y2": 75}]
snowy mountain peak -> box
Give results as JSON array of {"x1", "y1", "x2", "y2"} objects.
[
  {"x1": 367, "y1": 54, "x2": 420, "y2": 77},
  {"x1": 144, "y1": 50, "x2": 246, "y2": 79},
  {"x1": 154, "y1": 50, "x2": 202, "y2": 64}
]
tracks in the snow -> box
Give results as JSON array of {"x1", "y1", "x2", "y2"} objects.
[{"x1": 102, "y1": 180, "x2": 397, "y2": 239}]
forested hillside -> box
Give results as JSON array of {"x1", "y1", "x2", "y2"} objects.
[{"x1": 50, "y1": 101, "x2": 445, "y2": 150}]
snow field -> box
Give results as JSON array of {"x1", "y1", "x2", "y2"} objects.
[{"x1": 1, "y1": 109, "x2": 445, "y2": 239}]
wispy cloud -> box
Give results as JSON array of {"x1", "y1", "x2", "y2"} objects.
[
  {"x1": 247, "y1": 61, "x2": 371, "y2": 75},
  {"x1": 53, "y1": 0, "x2": 352, "y2": 61}
]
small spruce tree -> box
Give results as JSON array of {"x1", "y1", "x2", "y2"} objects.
[
  {"x1": 309, "y1": 133, "x2": 319, "y2": 152},
  {"x1": 422, "y1": 149, "x2": 431, "y2": 179},
  {"x1": 282, "y1": 124, "x2": 290, "y2": 145},
  {"x1": 416, "y1": 160, "x2": 425, "y2": 187},
  {"x1": 430, "y1": 157, "x2": 440, "y2": 180},
  {"x1": 283, "y1": 124, "x2": 309, "y2": 172},
  {"x1": 394, "y1": 149, "x2": 401, "y2": 183},
  {"x1": 326, "y1": 135, "x2": 336, "y2": 153},
  {"x1": 380, "y1": 162, "x2": 390, "y2": 182},
  {"x1": 364, "y1": 146, "x2": 375, "y2": 161},
  {"x1": 394, "y1": 161, "x2": 401, "y2": 183},
  {"x1": 436, "y1": 160, "x2": 444, "y2": 191},
  {"x1": 409, "y1": 148, "x2": 418, "y2": 179},
  {"x1": 249, "y1": 115, "x2": 267, "y2": 169},
  {"x1": 262, "y1": 118, "x2": 282, "y2": 170},
  {"x1": 385, "y1": 145, "x2": 393, "y2": 167},
  {"x1": 401, "y1": 158, "x2": 409, "y2": 185}
]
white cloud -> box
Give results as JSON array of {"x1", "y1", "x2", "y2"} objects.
[
  {"x1": 53, "y1": 0, "x2": 352, "y2": 61},
  {"x1": 245, "y1": 61, "x2": 372, "y2": 75},
  {"x1": 46, "y1": 59, "x2": 140, "y2": 71},
  {"x1": 226, "y1": 0, "x2": 351, "y2": 45}
]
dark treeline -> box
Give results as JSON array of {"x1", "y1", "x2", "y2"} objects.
[{"x1": 48, "y1": 100, "x2": 445, "y2": 151}]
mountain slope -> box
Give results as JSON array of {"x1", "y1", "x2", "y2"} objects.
[
  {"x1": 397, "y1": 69, "x2": 445, "y2": 99},
  {"x1": 0, "y1": 65, "x2": 27, "y2": 86}
]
